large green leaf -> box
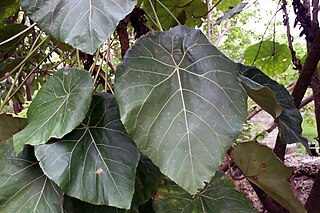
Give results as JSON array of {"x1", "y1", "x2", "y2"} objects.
[
  {"x1": 230, "y1": 142, "x2": 306, "y2": 213},
  {"x1": 238, "y1": 64, "x2": 309, "y2": 151},
  {"x1": 19, "y1": 0, "x2": 137, "y2": 54},
  {"x1": 35, "y1": 93, "x2": 140, "y2": 209},
  {"x1": 0, "y1": 114, "x2": 27, "y2": 142},
  {"x1": 115, "y1": 26, "x2": 248, "y2": 194},
  {"x1": 244, "y1": 40, "x2": 291, "y2": 76},
  {"x1": 13, "y1": 68, "x2": 94, "y2": 153},
  {"x1": 153, "y1": 171, "x2": 256, "y2": 212},
  {"x1": 0, "y1": 141, "x2": 63, "y2": 212}
]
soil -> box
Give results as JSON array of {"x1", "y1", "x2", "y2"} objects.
[{"x1": 232, "y1": 111, "x2": 320, "y2": 212}]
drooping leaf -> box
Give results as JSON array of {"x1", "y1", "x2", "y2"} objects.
[
  {"x1": 216, "y1": 2, "x2": 248, "y2": 25},
  {"x1": 239, "y1": 74, "x2": 282, "y2": 118},
  {"x1": 238, "y1": 64, "x2": 309, "y2": 151},
  {"x1": 230, "y1": 142, "x2": 306, "y2": 213},
  {"x1": 244, "y1": 40, "x2": 291, "y2": 76},
  {"x1": 0, "y1": 141, "x2": 63, "y2": 212},
  {"x1": 153, "y1": 171, "x2": 256, "y2": 212},
  {"x1": 13, "y1": 68, "x2": 94, "y2": 153},
  {"x1": 115, "y1": 26, "x2": 248, "y2": 194},
  {"x1": 35, "y1": 93, "x2": 140, "y2": 210},
  {"x1": 19, "y1": 0, "x2": 137, "y2": 54},
  {"x1": 63, "y1": 196, "x2": 125, "y2": 213},
  {"x1": 0, "y1": 114, "x2": 27, "y2": 142}
]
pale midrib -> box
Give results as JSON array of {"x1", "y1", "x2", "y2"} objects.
[{"x1": 176, "y1": 68, "x2": 195, "y2": 187}]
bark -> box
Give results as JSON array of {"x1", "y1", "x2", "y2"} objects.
[
  {"x1": 305, "y1": 170, "x2": 320, "y2": 212},
  {"x1": 116, "y1": 15, "x2": 130, "y2": 58}
]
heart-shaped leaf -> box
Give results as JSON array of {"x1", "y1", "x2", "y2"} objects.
[
  {"x1": 13, "y1": 68, "x2": 94, "y2": 153},
  {"x1": 0, "y1": 141, "x2": 63, "y2": 212},
  {"x1": 0, "y1": 114, "x2": 27, "y2": 142},
  {"x1": 19, "y1": 0, "x2": 137, "y2": 54},
  {"x1": 153, "y1": 171, "x2": 256, "y2": 212},
  {"x1": 230, "y1": 142, "x2": 306, "y2": 213},
  {"x1": 35, "y1": 93, "x2": 140, "y2": 209},
  {"x1": 115, "y1": 26, "x2": 248, "y2": 194}
]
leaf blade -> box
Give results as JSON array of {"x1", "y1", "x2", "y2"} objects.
[
  {"x1": 230, "y1": 142, "x2": 306, "y2": 213},
  {"x1": 19, "y1": 0, "x2": 137, "y2": 54},
  {"x1": 153, "y1": 171, "x2": 256, "y2": 213},
  {"x1": 115, "y1": 26, "x2": 248, "y2": 194},
  {"x1": 35, "y1": 93, "x2": 140, "y2": 209},
  {"x1": 13, "y1": 68, "x2": 94, "y2": 153},
  {"x1": 0, "y1": 142, "x2": 63, "y2": 213}
]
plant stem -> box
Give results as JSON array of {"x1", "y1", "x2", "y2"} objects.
[
  {"x1": 156, "y1": 0, "x2": 181, "y2": 25},
  {"x1": 0, "y1": 23, "x2": 36, "y2": 46},
  {"x1": 148, "y1": 0, "x2": 163, "y2": 31},
  {"x1": 76, "y1": 49, "x2": 81, "y2": 67},
  {"x1": 0, "y1": 35, "x2": 49, "y2": 112}
]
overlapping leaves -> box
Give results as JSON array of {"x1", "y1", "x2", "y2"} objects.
[
  {"x1": 238, "y1": 64, "x2": 309, "y2": 151},
  {"x1": 13, "y1": 68, "x2": 94, "y2": 153},
  {"x1": 35, "y1": 93, "x2": 140, "y2": 210},
  {"x1": 115, "y1": 26, "x2": 248, "y2": 194},
  {"x1": 0, "y1": 142, "x2": 63, "y2": 212},
  {"x1": 230, "y1": 142, "x2": 306, "y2": 213},
  {"x1": 19, "y1": 0, "x2": 137, "y2": 53},
  {"x1": 142, "y1": 0, "x2": 207, "y2": 29},
  {"x1": 153, "y1": 171, "x2": 256, "y2": 212}
]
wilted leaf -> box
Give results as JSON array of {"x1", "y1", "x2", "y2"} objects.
[
  {"x1": 0, "y1": 141, "x2": 63, "y2": 212},
  {"x1": 244, "y1": 40, "x2": 291, "y2": 76},
  {"x1": 19, "y1": 0, "x2": 137, "y2": 54},
  {"x1": 115, "y1": 26, "x2": 248, "y2": 194},
  {"x1": 230, "y1": 142, "x2": 306, "y2": 213},
  {"x1": 13, "y1": 68, "x2": 94, "y2": 153},
  {"x1": 0, "y1": 114, "x2": 27, "y2": 142},
  {"x1": 238, "y1": 64, "x2": 309, "y2": 151},
  {"x1": 153, "y1": 171, "x2": 256, "y2": 212},
  {"x1": 35, "y1": 93, "x2": 140, "y2": 209}
]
